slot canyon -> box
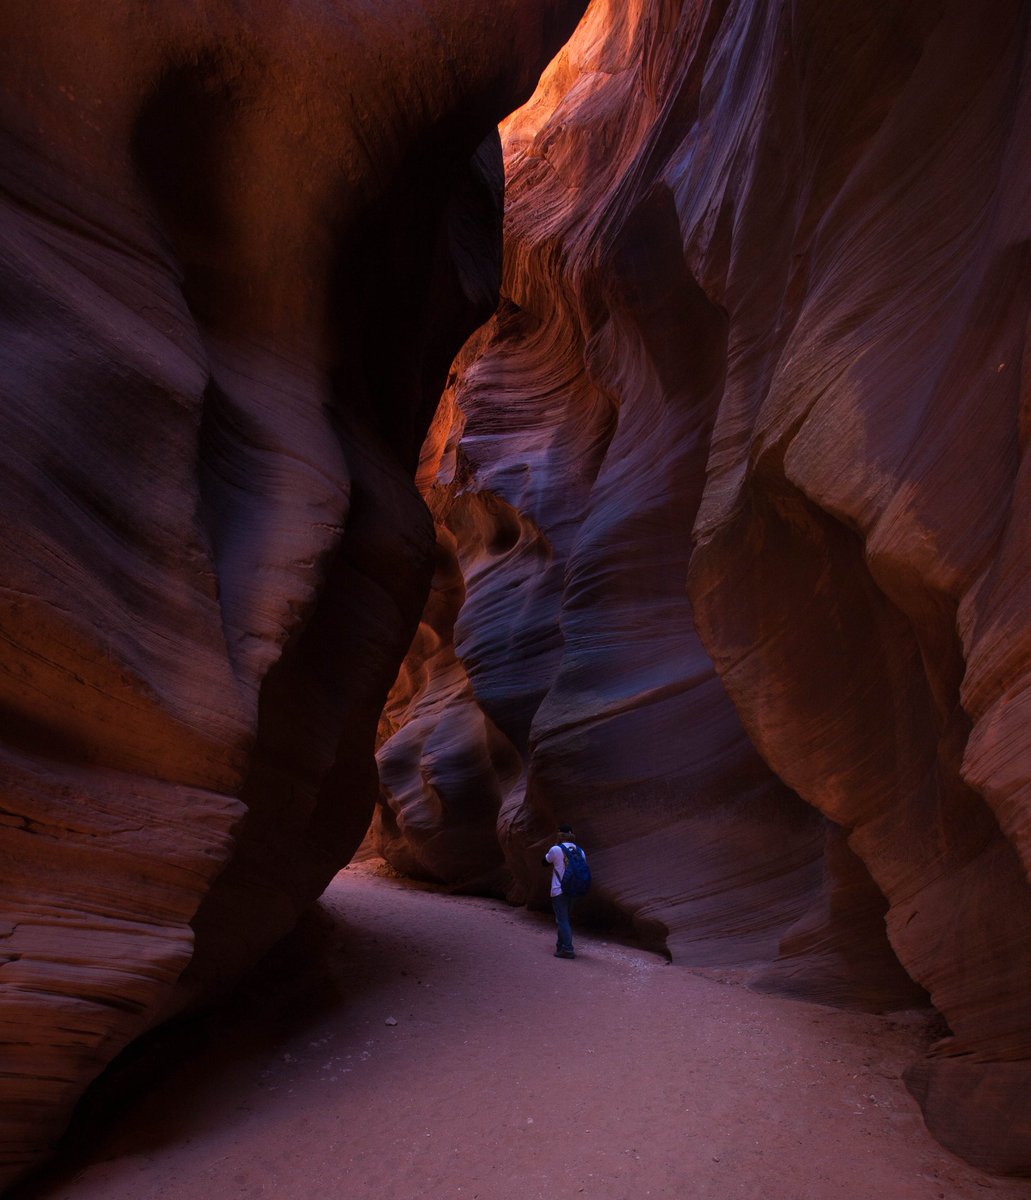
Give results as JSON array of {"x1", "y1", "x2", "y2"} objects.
[{"x1": 2, "y1": 0, "x2": 1030, "y2": 1193}]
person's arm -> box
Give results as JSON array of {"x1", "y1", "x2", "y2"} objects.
[{"x1": 544, "y1": 845, "x2": 563, "y2": 887}]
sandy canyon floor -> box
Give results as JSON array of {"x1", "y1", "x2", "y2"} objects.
[{"x1": 14, "y1": 862, "x2": 1031, "y2": 1200}]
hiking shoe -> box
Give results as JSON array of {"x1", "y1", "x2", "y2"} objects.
[{"x1": 554, "y1": 949, "x2": 576, "y2": 959}]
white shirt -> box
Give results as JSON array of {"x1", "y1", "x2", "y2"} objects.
[{"x1": 546, "y1": 841, "x2": 583, "y2": 898}]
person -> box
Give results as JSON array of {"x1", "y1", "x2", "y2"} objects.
[{"x1": 543, "y1": 824, "x2": 586, "y2": 959}]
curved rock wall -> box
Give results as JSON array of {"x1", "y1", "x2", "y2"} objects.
[
  {"x1": 373, "y1": 0, "x2": 1031, "y2": 1173},
  {"x1": 0, "y1": 0, "x2": 586, "y2": 1187}
]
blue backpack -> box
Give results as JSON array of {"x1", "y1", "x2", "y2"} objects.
[{"x1": 560, "y1": 843, "x2": 591, "y2": 898}]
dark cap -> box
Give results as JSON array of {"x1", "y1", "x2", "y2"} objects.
[{"x1": 558, "y1": 823, "x2": 574, "y2": 834}]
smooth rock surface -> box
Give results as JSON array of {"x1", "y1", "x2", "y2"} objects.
[
  {"x1": 373, "y1": 0, "x2": 1031, "y2": 1173},
  {"x1": 0, "y1": 0, "x2": 586, "y2": 1187}
]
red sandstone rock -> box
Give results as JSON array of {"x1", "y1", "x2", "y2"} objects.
[
  {"x1": 0, "y1": 0, "x2": 586, "y2": 1187},
  {"x1": 374, "y1": 0, "x2": 1031, "y2": 1174}
]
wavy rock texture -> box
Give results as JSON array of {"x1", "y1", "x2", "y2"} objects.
[
  {"x1": 0, "y1": 0, "x2": 586, "y2": 1187},
  {"x1": 374, "y1": 0, "x2": 1031, "y2": 1174}
]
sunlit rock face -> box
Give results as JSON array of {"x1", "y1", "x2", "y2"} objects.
[
  {"x1": 0, "y1": 0, "x2": 586, "y2": 1186},
  {"x1": 374, "y1": 0, "x2": 1031, "y2": 1173}
]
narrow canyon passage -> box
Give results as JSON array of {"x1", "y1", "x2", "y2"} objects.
[
  {"x1": 15, "y1": 867, "x2": 1029, "y2": 1200},
  {"x1": 4, "y1": 0, "x2": 1031, "y2": 1182}
]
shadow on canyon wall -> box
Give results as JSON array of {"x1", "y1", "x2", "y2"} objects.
[
  {"x1": 1, "y1": 0, "x2": 1030, "y2": 1185},
  {"x1": 371, "y1": 0, "x2": 1031, "y2": 1176}
]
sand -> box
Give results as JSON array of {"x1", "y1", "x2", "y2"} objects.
[{"x1": 14, "y1": 862, "x2": 1031, "y2": 1200}]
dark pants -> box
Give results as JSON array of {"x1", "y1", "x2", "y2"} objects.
[{"x1": 552, "y1": 893, "x2": 574, "y2": 954}]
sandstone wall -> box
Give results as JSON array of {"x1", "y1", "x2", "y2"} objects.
[
  {"x1": 373, "y1": 0, "x2": 1031, "y2": 1173},
  {"x1": 0, "y1": 1, "x2": 586, "y2": 1187}
]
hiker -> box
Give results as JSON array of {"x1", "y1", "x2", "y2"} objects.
[{"x1": 543, "y1": 824, "x2": 590, "y2": 959}]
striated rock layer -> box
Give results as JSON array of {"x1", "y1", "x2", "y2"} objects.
[
  {"x1": 0, "y1": 0, "x2": 586, "y2": 1187},
  {"x1": 373, "y1": 0, "x2": 1031, "y2": 1174}
]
